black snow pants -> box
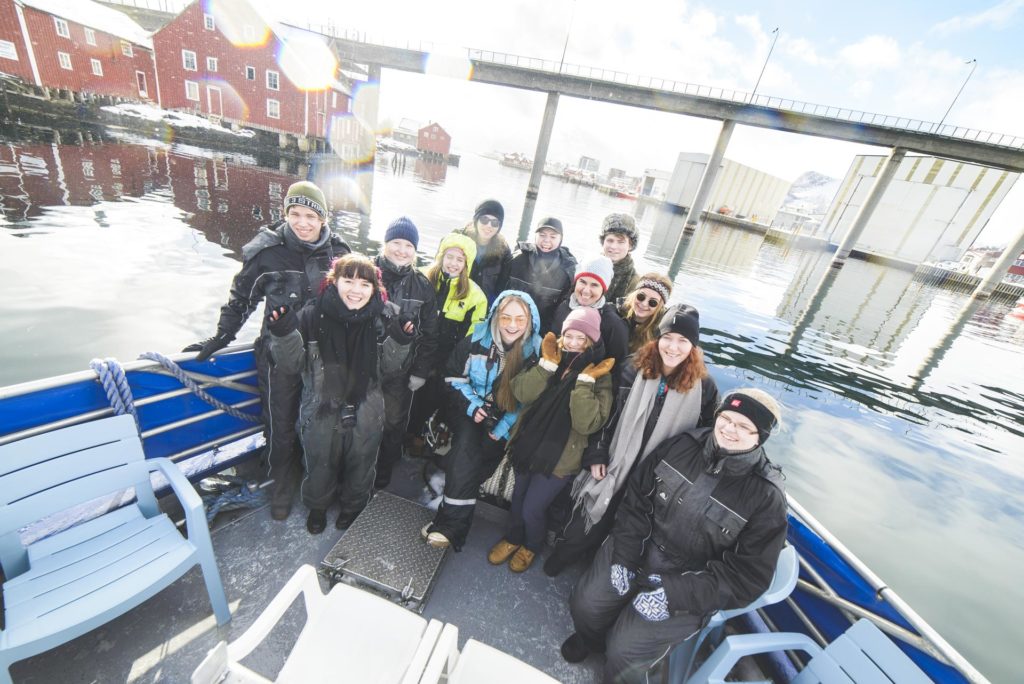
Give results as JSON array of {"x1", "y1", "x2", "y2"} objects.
[
  {"x1": 426, "y1": 414, "x2": 506, "y2": 550},
  {"x1": 569, "y1": 539, "x2": 705, "y2": 684},
  {"x1": 255, "y1": 336, "x2": 303, "y2": 508}
]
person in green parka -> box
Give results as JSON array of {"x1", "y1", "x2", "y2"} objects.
[{"x1": 486, "y1": 307, "x2": 614, "y2": 573}]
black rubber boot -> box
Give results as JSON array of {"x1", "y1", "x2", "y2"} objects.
[
  {"x1": 560, "y1": 633, "x2": 590, "y2": 663},
  {"x1": 306, "y1": 509, "x2": 327, "y2": 534},
  {"x1": 335, "y1": 509, "x2": 360, "y2": 530}
]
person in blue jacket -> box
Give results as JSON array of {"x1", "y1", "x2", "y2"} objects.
[{"x1": 421, "y1": 290, "x2": 541, "y2": 551}]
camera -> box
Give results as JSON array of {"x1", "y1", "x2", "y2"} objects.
[
  {"x1": 480, "y1": 400, "x2": 504, "y2": 432},
  {"x1": 339, "y1": 404, "x2": 358, "y2": 430}
]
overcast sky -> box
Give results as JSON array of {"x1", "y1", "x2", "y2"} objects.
[{"x1": 247, "y1": 0, "x2": 1024, "y2": 245}]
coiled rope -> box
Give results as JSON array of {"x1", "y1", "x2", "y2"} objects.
[
  {"x1": 138, "y1": 351, "x2": 260, "y2": 423},
  {"x1": 90, "y1": 357, "x2": 139, "y2": 428}
]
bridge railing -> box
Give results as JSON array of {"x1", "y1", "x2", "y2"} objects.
[{"x1": 314, "y1": 24, "x2": 1024, "y2": 151}]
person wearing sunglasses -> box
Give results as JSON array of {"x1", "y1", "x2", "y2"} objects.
[
  {"x1": 619, "y1": 273, "x2": 673, "y2": 354},
  {"x1": 421, "y1": 291, "x2": 541, "y2": 551},
  {"x1": 500, "y1": 216, "x2": 578, "y2": 334},
  {"x1": 545, "y1": 304, "x2": 719, "y2": 577},
  {"x1": 560, "y1": 388, "x2": 785, "y2": 684},
  {"x1": 456, "y1": 199, "x2": 512, "y2": 305}
]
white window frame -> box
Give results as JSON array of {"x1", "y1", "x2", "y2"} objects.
[
  {"x1": 206, "y1": 56, "x2": 218, "y2": 72},
  {"x1": 203, "y1": 13, "x2": 215, "y2": 30},
  {"x1": 266, "y1": 98, "x2": 280, "y2": 119},
  {"x1": 90, "y1": 58, "x2": 103, "y2": 76},
  {"x1": 136, "y1": 70, "x2": 148, "y2": 96},
  {"x1": 57, "y1": 51, "x2": 72, "y2": 70},
  {"x1": 185, "y1": 79, "x2": 199, "y2": 102},
  {"x1": 266, "y1": 69, "x2": 279, "y2": 91},
  {"x1": 0, "y1": 40, "x2": 18, "y2": 61},
  {"x1": 54, "y1": 18, "x2": 70, "y2": 39},
  {"x1": 245, "y1": 65, "x2": 255, "y2": 80},
  {"x1": 121, "y1": 41, "x2": 133, "y2": 57},
  {"x1": 182, "y1": 49, "x2": 197, "y2": 71},
  {"x1": 84, "y1": 28, "x2": 96, "y2": 46}
]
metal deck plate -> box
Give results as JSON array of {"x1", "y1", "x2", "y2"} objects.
[{"x1": 321, "y1": 491, "x2": 447, "y2": 611}]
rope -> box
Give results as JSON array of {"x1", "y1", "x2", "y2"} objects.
[
  {"x1": 90, "y1": 357, "x2": 139, "y2": 428},
  {"x1": 138, "y1": 351, "x2": 260, "y2": 423}
]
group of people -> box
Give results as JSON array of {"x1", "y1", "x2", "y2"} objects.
[{"x1": 187, "y1": 180, "x2": 788, "y2": 683}]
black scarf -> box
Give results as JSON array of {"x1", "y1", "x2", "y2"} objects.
[
  {"x1": 509, "y1": 345, "x2": 600, "y2": 475},
  {"x1": 315, "y1": 285, "x2": 383, "y2": 417},
  {"x1": 702, "y1": 433, "x2": 765, "y2": 477}
]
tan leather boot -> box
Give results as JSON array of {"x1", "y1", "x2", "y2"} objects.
[
  {"x1": 509, "y1": 547, "x2": 536, "y2": 573},
  {"x1": 488, "y1": 539, "x2": 520, "y2": 565}
]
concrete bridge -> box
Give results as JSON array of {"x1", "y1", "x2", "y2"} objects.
[{"x1": 314, "y1": 25, "x2": 1024, "y2": 297}]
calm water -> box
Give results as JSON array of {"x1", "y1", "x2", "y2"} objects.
[{"x1": 2, "y1": 140, "x2": 1022, "y2": 681}]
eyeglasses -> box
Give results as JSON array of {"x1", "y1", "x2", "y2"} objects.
[
  {"x1": 478, "y1": 216, "x2": 500, "y2": 227},
  {"x1": 716, "y1": 413, "x2": 759, "y2": 437},
  {"x1": 498, "y1": 314, "x2": 528, "y2": 326},
  {"x1": 634, "y1": 292, "x2": 661, "y2": 307}
]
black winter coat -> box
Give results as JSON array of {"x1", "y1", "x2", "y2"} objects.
[
  {"x1": 610, "y1": 427, "x2": 787, "y2": 617},
  {"x1": 214, "y1": 222, "x2": 350, "y2": 340},
  {"x1": 456, "y1": 226, "x2": 512, "y2": 304},
  {"x1": 375, "y1": 256, "x2": 440, "y2": 379},
  {"x1": 502, "y1": 243, "x2": 577, "y2": 332}
]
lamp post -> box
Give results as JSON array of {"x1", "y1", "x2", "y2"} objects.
[
  {"x1": 938, "y1": 58, "x2": 977, "y2": 130},
  {"x1": 750, "y1": 27, "x2": 779, "y2": 104},
  {"x1": 558, "y1": 0, "x2": 577, "y2": 73}
]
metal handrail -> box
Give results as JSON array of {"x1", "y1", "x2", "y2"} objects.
[
  {"x1": 787, "y1": 495, "x2": 989, "y2": 683},
  {"x1": 312, "y1": 23, "x2": 1023, "y2": 152}
]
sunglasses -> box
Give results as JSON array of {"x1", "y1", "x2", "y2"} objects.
[
  {"x1": 498, "y1": 314, "x2": 528, "y2": 326},
  {"x1": 478, "y1": 216, "x2": 501, "y2": 227},
  {"x1": 634, "y1": 292, "x2": 661, "y2": 307}
]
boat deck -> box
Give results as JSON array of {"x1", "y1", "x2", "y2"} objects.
[{"x1": 9, "y1": 455, "x2": 603, "y2": 683}]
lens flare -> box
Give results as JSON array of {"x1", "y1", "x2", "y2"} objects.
[
  {"x1": 315, "y1": 170, "x2": 371, "y2": 214},
  {"x1": 274, "y1": 25, "x2": 338, "y2": 91},
  {"x1": 423, "y1": 49, "x2": 473, "y2": 81},
  {"x1": 351, "y1": 82, "x2": 386, "y2": 135},
  {"x1": 327, "y1": 114, "x2": 376, "y2": 165},
  {"x1": 207, "y1": 0, "x2": 270, "y2": 48}
]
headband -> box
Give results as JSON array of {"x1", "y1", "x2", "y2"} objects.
[
  {"x1": 717, "y1": 392, "x2": 777, "y2": 444},
  {"x1": 634, "y1": 279, "x2": 670, "y2": 303}
]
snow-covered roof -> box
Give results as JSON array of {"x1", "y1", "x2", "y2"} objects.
[
  {"x1": 396, "y1": 118, "x2": 421, "y2": 133},
  {"x1": 21, "y1": 0, "x2": 153, "y2": 49}
]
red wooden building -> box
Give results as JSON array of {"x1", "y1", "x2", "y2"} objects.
[
  {"x1": 151, "y1": 0, "x2": 350, "y2": 144},
  {"x1": 417, "y1": 122, "x2": 451, "y2": 159},
  {"x1": 0, "y1": 0, "x2": 157, "y2": 101}
]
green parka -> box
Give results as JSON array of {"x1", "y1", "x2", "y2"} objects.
[{"x1": 509, "y1": 359, "x2": 614, "y2": 477}]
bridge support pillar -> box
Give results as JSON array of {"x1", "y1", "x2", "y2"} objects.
[
  {"x1": 519, "y1": 91, "x2": 559, "y2": 242},
  {"x1": 972, "y1": 223, "x2": 1024, "y2": 298},
  {"x1": 668, "y1": 119, "x2": 734, "y2": 275},
  {"x1": 830, "y1": 147, "x2": 906, "y2": 268}
]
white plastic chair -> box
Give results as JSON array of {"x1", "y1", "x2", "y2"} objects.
[
  {"x1": 418, "y1": 623, "x2": 559, "y2": 683},
  {"x1": 192, "y1": 565, "x2": 441, "y2": 684}
]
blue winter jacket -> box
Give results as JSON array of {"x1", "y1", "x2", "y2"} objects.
[{"x1": 444, "y1": 290, "x2": 541, "y2": 441}]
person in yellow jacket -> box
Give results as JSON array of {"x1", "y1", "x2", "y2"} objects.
[{"x1": 405, "y1": 233, "x2": 489, "y2": 454}]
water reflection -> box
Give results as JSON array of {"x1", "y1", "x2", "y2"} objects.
[{"x1": 1, "y1": 138, "x2": 1022, "y2": 681}]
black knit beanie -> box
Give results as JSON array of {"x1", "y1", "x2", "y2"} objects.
[
  {"x1": 717, "y1": 392, "x2": 778, "y2": 444},
  {"x1": 473, "y1": 199, "x2": 505, "y2": 227},
  {"x1": 658, "y1": 304, "x2": 700, "y2": 347}
]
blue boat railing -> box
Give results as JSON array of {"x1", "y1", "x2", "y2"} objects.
[
  {"x1": 0, "y1": 344, "x2": 263, "y2": 472},
  {"x1": 775, "y1": 496, "x2": 988, "y2": 683}
]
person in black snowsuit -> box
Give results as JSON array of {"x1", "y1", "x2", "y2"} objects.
[
  {"x1": 265, "y1": 254, "x2": 414, "y2": 534},
  {"x1": 559, "y1": 389, "x2": 787, "y2": 684},
  {"x1": 183, "y1": 181, "x2": 350, "y2": 520},
  {"x1": 372, "y1": 217, "x2": 439, "y2": 489},
  {"x1": 500, "y1": 216, "x2": 577, "y2": 334}
]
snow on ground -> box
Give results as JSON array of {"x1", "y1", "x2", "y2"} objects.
[{"x1": 101, "y1": 103, "x2": 258, "y2": 138}]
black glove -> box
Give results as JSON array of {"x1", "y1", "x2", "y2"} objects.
[
  {"x1": 183, "y1": 332, "x2": 232, "y2": 362},
  {"x1": 266, "y1": 305, "x2": 298, "y2": 337},
  {"x1": 390, "y1": 312, "x2": 416, "y2": 345}
]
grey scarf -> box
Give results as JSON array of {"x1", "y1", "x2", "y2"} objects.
[
  {"x1": 570, "y1": 373, "x2": 702, "y2": 531},
  {"x1": 567, "y1": 292, "x2": 606, "y2": 311}
]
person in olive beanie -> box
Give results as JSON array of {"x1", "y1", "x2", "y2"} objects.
[
  {"x1": 599, "y1": 213, "x2": 640, "y2": 304},
  {"x1": 183, "y1": 180, "x2": 350, "y2": 521}
]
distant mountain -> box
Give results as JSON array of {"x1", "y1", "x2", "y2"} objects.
[{"x1": 783, "y1": 171, "x2": 841, "y2": 216}]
